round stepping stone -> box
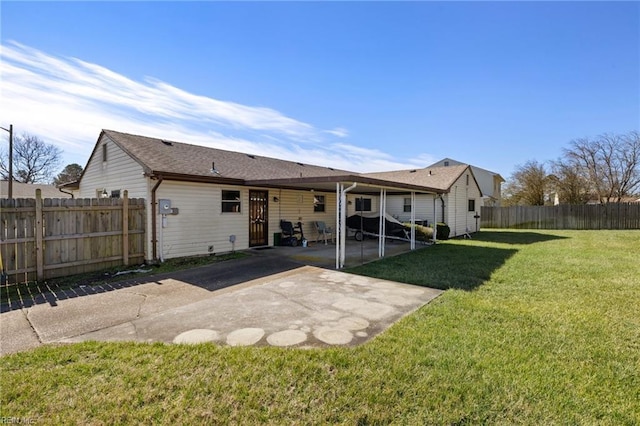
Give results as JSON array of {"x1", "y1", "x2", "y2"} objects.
[
  {"x1": 312, "y1": 309, "x2": 342, "y2": 321},
  {"x1": 337, "y1": 316, "x2": 369, "y2": 331},
  {"x1": 226, "y1": 328, "x2": 265, "y2": 346},
  {"x1": 173, "y1": 329, "x2": 220, "y2": 344},
  {"x1": 313, "y1": 327, "x2": 353, "y2": 345},
  {"x1": 267, "y1": 330, "x2": 307, "y2": 346}
]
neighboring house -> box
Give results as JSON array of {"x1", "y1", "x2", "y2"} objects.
[
  {"x1": 362, "y1": 164, "x2": 483, "y2": 237},
  {"x1": 1, "y1": 180, "x2": 72, "y2": 198},
  {"x1": 428, "y1": 158, "x2": 504, "y2": 207},
  {"x1": 66, "y1": 130, "x2": 443, "y2": 264},
  {"x1": 586, "y1": 196, "x2": 640, "y2": 205}
]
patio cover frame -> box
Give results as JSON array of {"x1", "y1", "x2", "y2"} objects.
[{"x1": 246, "y1": 174, "x2": 444, "y2": 269}]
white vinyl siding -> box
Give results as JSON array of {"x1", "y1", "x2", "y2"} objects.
[
  {"x1": 271, "y1": 189, "x2": 336, "y2": 243},
  {"x1": 447, "y1": 173, "x2": 482, "y2": 236},
  {"x1": 78, "y1": 135, "x2": 147, "y2": 200},
  {"x1": 385, "y1": 194, "x2": 436, "y2": 226},
  {"x1": 154, "y1": 185, "x2": 340, "y2": 259},
  {"x1": 155, "y1": 182, "x2": 249, "y2": 259}
]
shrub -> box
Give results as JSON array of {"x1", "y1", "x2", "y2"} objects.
[
  {"x1": 403, "y1": 223, "x2": 449, "y2": 240},
  {"x1": 436, "y1": 222, "x2": 450, "y2": 240},
  {"x1": 403, "y1": 224, "x2": 437, "y2": 242}
]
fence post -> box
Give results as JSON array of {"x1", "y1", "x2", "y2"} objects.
[
  {"x1": 35, "y1": 189, "x2": 44, "y2": 281},
  {"x1": 122, "y1": 190, "x2": 129, "y2": 266}
]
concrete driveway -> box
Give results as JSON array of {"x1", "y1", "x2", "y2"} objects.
[{"x1": 1, "y1": 245, "x2": 441, "y2": 355}]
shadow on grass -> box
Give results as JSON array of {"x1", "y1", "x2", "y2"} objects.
[
  {"x1": 470, "y1": 230, "x2": 569, "y2": 245},
  {"x1": 347, "y1": 244, "x2": 518, "y2": 291}
]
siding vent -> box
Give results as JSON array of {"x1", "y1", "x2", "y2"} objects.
[{"x1": 161, "y1": 140, "x2": 173, "y2": 146}]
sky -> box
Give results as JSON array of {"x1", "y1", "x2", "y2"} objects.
[{"x1": 0, "y1": 1, "x2": 638, "y2": 180}]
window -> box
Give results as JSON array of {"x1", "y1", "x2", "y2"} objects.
[
  {"x1": 222, "y1": 190, "x2": 241, "y2": 213},
  {"x1": 403, "y1": 197, "x2": 412, "y2": 213},
  {"x1": 468, "y1": 199, "x2": 476, "y2": 212},
  {"x1": 102, "y1": 144, "x2": 107, "y2": 162},
  {"x1": 313, "y1": 195, "x2": 326, "y2": 212},
  {"x1": 444, "y1": 161, "x2": 449, "y2": 167},
  {"x1": 355, "y1": 198, "x2": 372, "y2": 212},
  {"x1": 111, "y1": 189, "x2": 121, "y2": 198}
]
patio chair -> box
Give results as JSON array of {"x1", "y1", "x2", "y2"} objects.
[{"x1": 314, "y1": 221, "x2": 334, "y2": 245}]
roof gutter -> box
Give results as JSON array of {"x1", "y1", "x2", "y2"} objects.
[
  {"x1": 150, "y1": 171, "x2": 244, "y2": 186},
  {"x1": 247, "y1": 175, "x2": 444, "y2": 194}
]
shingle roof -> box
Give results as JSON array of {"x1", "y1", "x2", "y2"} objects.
[
  {"x1": 102, "y1": 130, "x2": 353, "y2": 181},
  {"x1": 1, "y1": 180, "x2": 71, "y2": 198},
  {"x1": 363, "y1": 164, "x2": 471, "y2": 191},
  {"x1": 73, "y1": 130, "x2": 443, "y2": 194}
]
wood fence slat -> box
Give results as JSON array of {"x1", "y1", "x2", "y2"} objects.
[
  {"x1": 1, "y1": 197, "x2": 146, "y2": 285},
  {"x1": 35, "y1": 189, "x2": 44, "y2": 281},
  {"x1": 123, "y1": 190, "x2": 129, "y2": 266},
  {"x1": 481, "y1": 204, "x2": 640, "y2": 230}
]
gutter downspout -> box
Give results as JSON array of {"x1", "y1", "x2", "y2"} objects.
[
  {"x1": 433, "y1": 196, "x2": 437, "y2": 243},
  {"x1": 337, "y1": 182, "x2": 357, "y2": 269},
  {"x1": 58, "y1": 187, "x2": 74, "y2": 199},
  {"x1": 150, "y1": 175, "x2": 163, "y2": 262},
  {"x1": 439, "y1": 194, "x2": 445, "y2": 223}
]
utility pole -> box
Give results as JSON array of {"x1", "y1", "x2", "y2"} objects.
[{"x1": 1, "y1": 124, "x2": 13, "y2": 199}]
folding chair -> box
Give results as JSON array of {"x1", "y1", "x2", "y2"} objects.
[{"x1": 314, "y1": 221, "x2": 334, "y2": 244}]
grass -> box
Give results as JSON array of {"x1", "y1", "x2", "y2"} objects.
[
  {"x1": 1, "y1": 230, "x2": 639, "y2": 424},
  {"x1": 0, "y1": 252, "x2": 247, "y2": 306}
]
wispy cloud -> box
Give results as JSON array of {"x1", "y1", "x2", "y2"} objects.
[
  {"x1": 0, "y1": 41, "x2": 433, "y2": 172},
  {"x1": 325, "y1": 127, "x2": 349, "y2": 138}
]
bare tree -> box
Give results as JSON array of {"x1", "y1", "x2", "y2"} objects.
[
  {"x1": 563, "y1": 131, "x2": 640, "y2": 203},
  {"x1": 548, "y1": 159, "x2": 591, "y2": 204},
  {"x1": 0, "y1": 133, "x2": 62, "y2": 183},
  {"x1": 53, "y1": 163, "x2": 83, "y2": 186},
  {"x1": 503, "y1": 160, "x2": 548, "y2": 206}
]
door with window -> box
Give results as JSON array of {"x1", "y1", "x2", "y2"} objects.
[{"x1": 249, "y1": 190, "x2": 269, "y2": 247}]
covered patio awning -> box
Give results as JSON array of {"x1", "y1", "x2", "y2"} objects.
[{"x1": 246, "y1": 175, "x2": 445, "y2": 269}]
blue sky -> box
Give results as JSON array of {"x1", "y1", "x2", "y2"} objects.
[{"x1": 1, "y1": 1, "x2": 638, "y2": 179}]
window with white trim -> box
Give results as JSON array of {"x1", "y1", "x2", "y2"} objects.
[
  {"x1": 222, "y1": 190, "x2": 241, "y2": 213},
  {"x1": 355, "y1": 198, "x2": 372, "y2": 212},
  {"x1": 403, "y1": 197, "x2": 412, "y2": 213},
  {"x1": 313, "y1": 195, "x2": 326, "y2": 213}
]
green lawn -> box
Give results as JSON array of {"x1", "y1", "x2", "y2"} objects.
[{"x1": 1, "y1": 230, "x2": 639, "y2": 424}]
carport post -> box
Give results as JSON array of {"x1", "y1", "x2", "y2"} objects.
[
  {"x1": 410, "y1": 191, "x2": 416, "y2": 250},
  {"x1": 378, "y1": 188, "x2": 387, "y2": 258},
  {"x1": 336, "y1": 183, "x2": 340, "y2": 269}
]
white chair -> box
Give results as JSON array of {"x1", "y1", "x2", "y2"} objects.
[{"x1": 314, "y1": 221, "x2": 334, "y2": 244}]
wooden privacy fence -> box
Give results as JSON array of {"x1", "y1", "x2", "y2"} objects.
[
  {"x1": 1, "y1": 189, "x2": 146, "y2": 285},
  {"x1": 481, "y1": 204, "x2": 640, "y2": 230}
]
